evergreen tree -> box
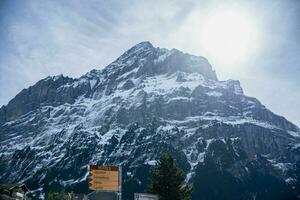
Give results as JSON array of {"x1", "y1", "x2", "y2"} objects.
[
  {"x1": 46, "y1": 190, "x2": 75, "y2": 200},
  {"x1": 148, "y1": 153, "x2": 192, "y2": 200}
]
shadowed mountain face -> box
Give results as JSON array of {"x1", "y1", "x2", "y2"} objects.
[{"x1": 0, "y1": 42, "x2": 299, "y2": 200}]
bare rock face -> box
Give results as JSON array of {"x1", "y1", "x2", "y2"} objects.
[
  {"x1": 0, "y1": 75, "x2": 92, "y2": 124},
  {"x1": 0, "y1": 41, "x2": 299, "y2": 199}
]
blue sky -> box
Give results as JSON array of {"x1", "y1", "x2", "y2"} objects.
[{"x1": 0, "y1": 0, "x2": 299, "y2": 126}]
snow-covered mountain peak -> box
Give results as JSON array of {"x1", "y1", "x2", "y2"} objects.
[
  {"x1": 113, "y1": 41, "x2": 155, "y2": 65},
  {"x1": 84, "y1": 42, "x2": 218, "y2": 86},
  {"x1": 1, "y1": 41, "x2": 300, "y2": 199},
  {"x1": 125, "y1": 41, "x2": 154, "y2": 54}
]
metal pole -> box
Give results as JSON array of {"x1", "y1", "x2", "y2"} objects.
[{"x1": 119, "y1": 166, "x2": 122, "y2": 200}]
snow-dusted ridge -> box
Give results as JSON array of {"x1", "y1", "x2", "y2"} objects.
[{"x1": 0, "y1": 41, "x2": 299, "y2": 198}]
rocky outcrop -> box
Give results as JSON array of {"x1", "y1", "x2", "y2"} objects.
[{"x1": 0, "y1": 42, "x2": 299, "y2": 199}]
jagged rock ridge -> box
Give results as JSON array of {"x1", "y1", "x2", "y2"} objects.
[{"x1": 0, "y1": 41, "x2": 299, "y2": 199}]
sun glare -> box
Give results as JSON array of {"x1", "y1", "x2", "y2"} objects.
[{"x1": 199, "y1": 10, "x2": 259, "y2": 65}]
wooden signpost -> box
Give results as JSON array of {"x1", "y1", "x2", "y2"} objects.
[{"x1": 88, "y1": 165, "x2": 122, "y2": 200}]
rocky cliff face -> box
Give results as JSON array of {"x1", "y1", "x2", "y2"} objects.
[{"x1": 0, "y1": 42, "x2": 299, "y2": 199}]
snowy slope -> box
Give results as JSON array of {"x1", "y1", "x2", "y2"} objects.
[{"x1": 0, "y1": 41, "x2": 299, "y2": 199}]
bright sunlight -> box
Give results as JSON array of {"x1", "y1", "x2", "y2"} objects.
[{"x1": 199, "y1": 10, "x2": 260, "y2": 65}]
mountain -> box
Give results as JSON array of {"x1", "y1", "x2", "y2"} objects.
[{"x1": 0, "y1": 41, "x2": 299, "y2": 200}]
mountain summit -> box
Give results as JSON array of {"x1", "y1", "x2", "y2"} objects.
[{"x1": 0, "y1": 42, "x2": 299, "y2": 199}]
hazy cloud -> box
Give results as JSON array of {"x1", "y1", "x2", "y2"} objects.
[{"x1": 0, "y1": 0, "x2": 299, "y2": 126}]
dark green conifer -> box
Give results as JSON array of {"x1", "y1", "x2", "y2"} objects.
[{"x1": 148, "y1": 153, "x2": 192, "y2": 200}]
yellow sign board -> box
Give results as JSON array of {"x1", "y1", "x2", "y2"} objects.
[{"x1": 88, "y1": 165, "x2": 119, "y2": 192}]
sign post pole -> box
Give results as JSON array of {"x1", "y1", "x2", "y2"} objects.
[
  {"x1": 118, "y1": 166, "x2": 122, "y2": 200},
  {"x1": 134, "y1": 193, "x2": 159, "y2": 200}
]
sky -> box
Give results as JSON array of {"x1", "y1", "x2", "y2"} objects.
[{"x1": 0, "y1": 0, "x2": 299, "y2": 126}]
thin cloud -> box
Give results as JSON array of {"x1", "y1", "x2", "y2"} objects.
[{"x1": 0, "y1": 0, "x2": 299, "y2": 126}]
